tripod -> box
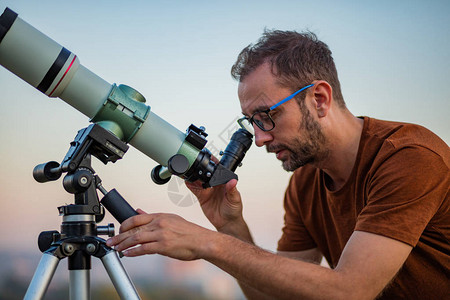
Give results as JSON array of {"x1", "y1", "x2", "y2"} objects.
[{"x1": 24, "y1": 124, "x2": 141, "y2": 300}]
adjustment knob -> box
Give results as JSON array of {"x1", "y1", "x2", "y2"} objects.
[
  {"x1": 63, "y1": 169, "x2": 93, "y2": 193},
  {"x1": 33, "y1": 161, "x2": 62, "y2": 183},
  {"x1": 167, "y1": 154, "x2": 190, "y2": 175},
  {"x1": 38, "y1": 230, "x2": 60, "y2": 253}
]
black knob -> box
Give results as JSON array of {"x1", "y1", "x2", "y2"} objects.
[
  {"x1": 167, "y1": 154, "x2": 190, "y2": 175},
  {"x1": 33, "y1": 161, "x2": 62, "y2": 183},
  {"x1": 63, "y1": 169, "x2": 93, "y2": 193},
  {"x1": 38, "y1": 230, "x2": 60, "y2": 253}
]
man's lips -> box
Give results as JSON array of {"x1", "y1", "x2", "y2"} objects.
[
  {"x1": 267, "y1": 145, "x2": 288, "y2": 160},
  {"x1": 276, "y1": 149, "x2": 287, "y2": 160}
]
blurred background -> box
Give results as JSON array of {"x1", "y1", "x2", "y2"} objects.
[{"x1": 0, "y1": 0, "x2": 449, "y2": 299}]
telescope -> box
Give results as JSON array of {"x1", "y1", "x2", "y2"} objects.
[
  {"x1": 0, "y1": 7, "x2": 253, "y2": 189},
  {"x1": 0, "y1": 7, "x2": 254, "y2": 299}
]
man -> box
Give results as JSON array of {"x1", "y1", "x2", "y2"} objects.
[{"x1": 107, "y1": 30, "x2": 449, "y2": 299}]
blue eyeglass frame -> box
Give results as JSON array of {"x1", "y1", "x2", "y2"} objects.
[{"x1": 269, "y1": 83, "x2": 314, "y2": 110}]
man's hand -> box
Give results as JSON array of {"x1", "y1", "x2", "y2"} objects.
[
  {"x1": 106, "y1": 209, "x2": 214, "y2": 260},
  {"x1": 186, "y1": 179, "x2": 246, "y2": 235}
]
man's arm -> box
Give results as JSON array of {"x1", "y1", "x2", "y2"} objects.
[
  {"x1": 183, "y1": 179, "x2": 325, "y2": 298},
  {"x1": 106, "y1": 177, "x2": 411, "y2": 299},
  {"x1": 278, "y1": 248, "x2": 323, "y2": 264},
  {"x1": 107, "y1": 212, "x2": 411, "y2": 300},
  {"x1": 239, "y1": 248, "x2": 323, "y2": 300},
  {"x1": 206, "y1": 230, "x2": 411, "y2": 300}
]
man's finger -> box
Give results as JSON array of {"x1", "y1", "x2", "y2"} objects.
[
  {"x1": 106, "y1": 231, "x2": 127, "y2": 247},
  {"x1": 225, "y1": 179, "x2": 241, "y2": 202},
  {"x1": 111, "y1": 229, "x2": 157, "y2": 252},
  {"x1": 136, "y1": 208, "x2": 147, "y2": 214},
  {"x1": 122, "y1": 242, "x2": 161, "y2": 257},
  {"x1": 120, "y1": 213, "x2": 158, "y2": 233},
  {"x1": 185, "y1": 180, "x2": 203, "y2": 192}
]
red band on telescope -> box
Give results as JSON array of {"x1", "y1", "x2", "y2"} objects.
[
  {"x1": 48, "y1": 55, "x2": 77, "y2": 97},
  {"x1": 37, "y1": 47, "x2": 70, "y2": 94}
]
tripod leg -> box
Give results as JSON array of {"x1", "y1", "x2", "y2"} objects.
[
  {"x1": 24, "y1": 253, "x2": 61, "y2": 300},
  {"x1": 70, "y1": 270, "x2": 90, "y2": 300},
  {"x1": 101, "y1": 250, "x2": 141, "y2": 300}
]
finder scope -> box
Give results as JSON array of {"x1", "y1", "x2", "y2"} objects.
[{"x1": 0, "y1": 7, "x2": 252, "y2": 187}]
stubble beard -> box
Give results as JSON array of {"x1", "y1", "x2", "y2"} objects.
[{"x1": 268, "y1": 107, "x2": 329, "y2": 172}]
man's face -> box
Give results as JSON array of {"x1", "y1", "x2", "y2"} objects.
[{"x1": 238, "y1": 63, "x2": 328, "y2": 171}]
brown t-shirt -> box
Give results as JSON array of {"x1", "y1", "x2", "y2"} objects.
[{"x1": 277, "y1": 117, "x2": 449, "y2": 299}]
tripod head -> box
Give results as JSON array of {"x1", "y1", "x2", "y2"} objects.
[
  {"x1": 25, "y1": 123, "x2": 143, "y2": 299},
  {"x1": 33, "y1": 123, "x2": 137, "y2": 224}
]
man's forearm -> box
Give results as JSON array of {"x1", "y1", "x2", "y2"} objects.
[
  {"x1": 199, "y1": 230, "x2": 411, "y2": 300},
  {"x1": 212, "y1": 220, "x2": 327, "y2": 299},
  {"x1": 214, "y1": 219, "x2": 278, "y2": 299},
  {"x1": 213, "y1": 219, "x2": 322, "y2": 299},
  {"x1": 238, "y1": 280, "x2": 278, "y2": 300},
  {"x1": 217, "y1": 218, "x2": 254, "y2": 243},
  {"x1": 201, "y1": 232, "x2": 353, "y2": 300},
  {"x1": 108, "y1": 211, "x2": 409, "y2": 299}
]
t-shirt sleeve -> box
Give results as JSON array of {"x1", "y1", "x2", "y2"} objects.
[
  {"x1": 277, "y1": 173, "x2": 317, "y2": 251},
  {"x1": 355, "y1": 145, "x2": 449, "y2": 247}
]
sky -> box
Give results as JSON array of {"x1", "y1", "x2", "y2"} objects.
[{"x1": 0, "y1": 0, "x2": 449, "y2": 293}]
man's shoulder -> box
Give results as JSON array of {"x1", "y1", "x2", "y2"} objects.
[
  {"x1": 365, "y1": 117, "x2": 445, "y2": 145},
  {"x1": 363, "y1": 117, "x2": 449, "y2": 164}
]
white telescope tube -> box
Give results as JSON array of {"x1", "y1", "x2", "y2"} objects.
[{"x1": 0, "y1": 8, "x2": 186, "y2": 165}]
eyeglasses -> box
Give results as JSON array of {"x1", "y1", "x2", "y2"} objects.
[{"x1": 245, "y1": 84, "x2": 314, "y2": 132}]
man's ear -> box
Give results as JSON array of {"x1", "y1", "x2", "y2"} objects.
[{"x1": 311, "y1": 80, "x2": 333, "y2": 118}]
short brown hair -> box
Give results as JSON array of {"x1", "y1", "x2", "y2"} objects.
[{"x1": 231, "y1": 29, "x2": 345, "y2": 107}]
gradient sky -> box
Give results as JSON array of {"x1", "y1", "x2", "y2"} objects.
[{"x1": 0, "y1": 0, "x2": 449, "y2": 269}]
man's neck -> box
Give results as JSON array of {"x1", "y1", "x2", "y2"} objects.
[{"x1": 316, "y1": 112, "x2": 364, "y2": 191}]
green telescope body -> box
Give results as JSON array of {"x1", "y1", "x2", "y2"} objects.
[{"x1": 0, "y1": 7, "x2": 252, "y2": 187}]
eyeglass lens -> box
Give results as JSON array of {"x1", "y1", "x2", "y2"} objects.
[{"x1": 252, "y1": 111, "x2": 274, "y2": 131}]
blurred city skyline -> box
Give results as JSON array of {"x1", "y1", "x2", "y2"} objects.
[{"x1": 0, "y1": 0, "x2": 449, "y2": 299}]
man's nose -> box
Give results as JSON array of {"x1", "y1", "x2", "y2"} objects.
[{"x1": 254, "y1": 126, "x2": 273, "y2": 147}]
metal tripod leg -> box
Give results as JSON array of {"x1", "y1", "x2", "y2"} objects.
[
  {"x1": 70, "y1": 269, "x2": 90, "y2": 300},
  {"x1": 101, "y1": 250, "x2": 141, "y2": 300},
  {"x1": 24, "y1": 252, "x2": 61, "y2": 300}
]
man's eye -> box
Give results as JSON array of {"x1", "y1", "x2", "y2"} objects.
[
  {"x1": 260, "y1": 113, "x2": 271, "y2": 121},
  {"x1": 268, "y1": 110, "x2": 277, "y2": 119}
]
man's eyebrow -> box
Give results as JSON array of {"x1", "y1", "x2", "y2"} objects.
[{"x1": 242, "y1": 105, "x2": 271, "y2": 117}]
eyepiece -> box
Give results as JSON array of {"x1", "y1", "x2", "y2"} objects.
[{"x1": 219, "y1": 128, "x2": 253, "y2": 172}]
